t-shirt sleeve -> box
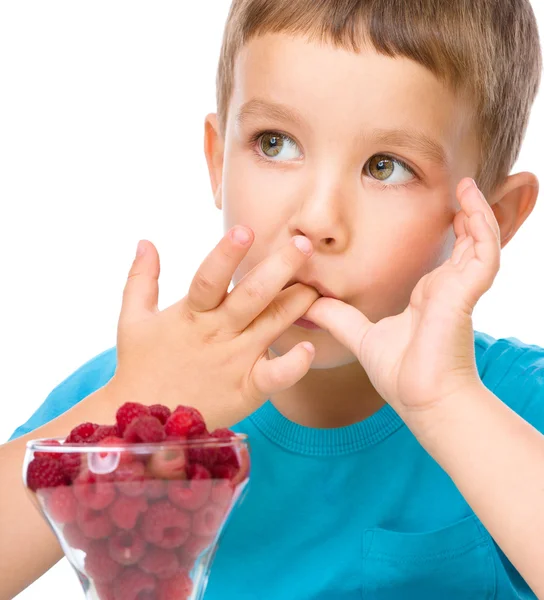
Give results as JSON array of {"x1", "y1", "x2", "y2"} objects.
[
  {"x1": 7, "y1": 346, "x2": 118, "y2": 442},
  {"x1": 477, "y1": 334, "x2": 544, "y2": 434}
]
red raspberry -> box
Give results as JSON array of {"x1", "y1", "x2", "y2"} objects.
[
  {"x1": 141, "y1": 500, "x2": 191, "y2": 549},
  {"x1": 45, "y1": 485, "x2": 78, "y2": 524},
  {"x1": 147, "y1": 447, "x2": 187, "y2": 480},
  {"x1": 89, "y1": 425, "x2": 120, "y2": 443},
  {"x1": 211, "y1": 464, "x2": 238, "y2": 480},
  {"x1": 116, "y1": 402, "x2": 150, "y2": 436},
  {"x1": 149, "y1": 404, "x2": 172, "y2": 425},
  {"x1": 76, "y1": 505, "x2": 114, "y2": 540},
  {"x1": 192, "y1": 503, "x2": 225, "y2": 537},
  {"x1": 113, "y1": 567, "x2": 156, "y2": 600},
  {"x1": 114, "y1": 460, "x2": 147, "y2": 497},
  {"x1": 139, "y1": 546, "x2": 179, "y2": 580},
  {"x1": 157, "y1": 571, "x2": 193, "y2": 600},
  {"x1": 35, "y1": 439, "x2": 62, "y2": 460},
  {"x1": 187, "y1": 433, "x2": 217, "y2": 470},
  {"x1": 63, "y1": 522, "x2": 91, "y2": 551},
  {"x1": 182, "y1": 533, "x2": 214, "y2": 559},
  {"x1": 210, "y1": 428, "x2": 238, "y2": 466},
  {"x1": 60, "y1": 452, "x2": 82, "y2": 482},
  {"x1": 108, "y1": 530, "x2": 147, "y2": 566},
  {"x1": 144, "y1": 478, "x2": 168, "y2": 500},
  {"x1": 27, "y1": 457, "x2": 66, "y2": 491},
  {"x1": 123, "y1": 416, "x2": 166, "y2": 444},
  {"x1": 109, "y1": 494, "x2": 148, "y2": 530},
  {"x1": 165, "y1": 406, "x2": 207, "y2": 439},
  {"x1": 210, "y1": 479, "x2": 234, "y2": 508},
  {"x1": 84, "y1": 539, "x2": 122, "y2": 584},
  {"x1": 73, "y1": 471, "x2": 116, "y2": 510},
  {"x1": 167, "y1": 465, "x2": 211, "y2": 511},
  {"x1": 65, "y1": 422, "x2": 99, "y2": 444}
]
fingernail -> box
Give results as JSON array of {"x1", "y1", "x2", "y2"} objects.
[
  {"x1": 293, "y1": 236, "x2": 313, "y2": 255},
  {"x1": 232, "y1": 226, "x2": 251, "y2": 245},
  {"x1": 460, "y1": 178, "x2": 476, "y2": 194},
  {"x1": 136, "y1": 240, "x2": 146, "y2": 257}
]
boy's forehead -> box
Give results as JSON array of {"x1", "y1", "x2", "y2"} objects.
[{"x1": 230, "y1": 33, "x2": 477, "y2": 168}]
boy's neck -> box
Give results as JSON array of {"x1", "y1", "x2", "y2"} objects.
[{"x1": 268, "y1": 357, "x2": 386, "y2": 429}]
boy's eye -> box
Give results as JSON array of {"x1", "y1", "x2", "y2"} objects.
[
  {"x1": 258, "y1": 133, "x2": 301, "y2": 161},
  {"x1": 364, "y1": 155, "x2": 415, "y2": 185}
]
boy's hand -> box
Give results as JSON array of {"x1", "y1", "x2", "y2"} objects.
[
  {"x1": 109, "y1": 229, "x2": 320, "y2": 430},
  {"x1": 304, "y1": 178, "x2": 501, "y2": 423}
]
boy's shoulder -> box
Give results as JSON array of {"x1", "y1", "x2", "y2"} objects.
[{"x1": 474, "y1": 330, "x2": 544, "y2": 432}]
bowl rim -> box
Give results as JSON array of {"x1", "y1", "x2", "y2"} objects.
[{"x1": 26, "y1": 433, "x2": 249, "y2": 453}]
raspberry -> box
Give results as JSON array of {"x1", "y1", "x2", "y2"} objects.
[
  {"x1": 141, "y1": 500, "x2": 191, "y2": 549},
  {"x1": 76, "y1": 505, "x2": 114, "y2": 540},
  {"x1": 116, "y1": 402, "x2": 150, "y2": 436},
  {"x1": 89, "y1": 425, "x2": 120, "y2": 443},
  {"x1": 210, "y1": 428, "x2": 238, "y2": 466},
  {"x1": 149, "y1": 404, "x2": 172, "y2": 425},
  {"x1": 123, "y1": 416, "x2": 166, "y2": 444},
  {"x1": 144, "y1": 478, "x2": 168, "y2": 500},
  {"x1": 45, "y1": 485, "x2": 78, "y2": 524},
  {"x1": 192, "y1": 503, "x2": 225, "y2": 537},
  {"x1": 35, "y1": 439, "x2": 62, "y2": 460},
  {"x1": 165, "y1": 406, "x2": 207, "y2": 439},
  {"x1": 63, "y1": 522, "x2": 91, "y2": 551},
  {"x1": 157, "y1": 571, "x2": 193, "y2": 600},
  {"x1": 211, "y1": 464, "x2": 238, "y2": 480},
  {"x1": 65, "y1": 422, "x2": 99, "y2": 444},
  {"x1": 187, "y1": 433, "x2": 217, "y2": 470},
  {"x1": 109, "y1": 494, "x2": 148, "y2": 530},
  {"x1": 114, "y1": 460, "x2": 147, "y2": 497},
  {"x1": 84, "y1": 540, "x2": 122, "y2": 584},
  {"x1": 167, "y1": 465, "x2": 211, "y2": 511},
  {"x1": 139, "y1": 546, "x2": 179, "y2": 580},
  {"x1": 210, "y1": 479, "x2": 234, "y2": 508},
  {"x1": 60, "y1": 452, "x2": 82, "y2": 482},
  {"x1": 147, "y1": 447, "x2": 187, "y2": 480},
  {"x1": 27, "y1": 457, "x2": 66, "y2": 491},
  {"x1": 73, "y1": 471, "x2": 117, "y2": 510},
  {"x1": 113, "y1": 567, "x2": 156, "y2": 600},
  {"x1": 183, "y1": 534, "x2": 214, "y2": 559},
  {"x1": 108, "y1": 530, "x2": 147, "y2": 566}
]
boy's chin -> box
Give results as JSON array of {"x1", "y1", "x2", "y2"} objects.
[{"x1": 269, "y1": 326, "x2": 358, "y2": 370}]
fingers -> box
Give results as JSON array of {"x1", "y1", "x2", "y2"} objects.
[
  {"x1": 246, "y1": 283, "x2": 321, "y2": 346},
  {"x1": 304, "y1": 297, "x2": 373, "y2": 358},
  {"x1": 187, "y1": 226, "x2": 254, "y2": 312},
  {"x1": 223, "y1": 236, "x2": 315, "y2": 331},
  {"x1": 252, "y1": 341, "x2": 315, "y2": 396},
  {"x1": 120, "y1": 240, "x2": 161, "y2": 323}
]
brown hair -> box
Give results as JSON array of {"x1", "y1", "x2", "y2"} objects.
[{"x1": 216, "y1": 0, "x2": 542, "y2": 195}]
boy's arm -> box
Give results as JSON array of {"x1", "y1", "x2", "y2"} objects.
[
  {"x1": 412, "y1": 385, "x2": 544, "y2": 599},
  {"x1": 0, "y1": 384, "x2": 118, "y2": 600}
]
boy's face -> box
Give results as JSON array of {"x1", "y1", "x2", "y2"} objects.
[{"x1": 209, "y1": 33, "x2": 480, "y2": 369}]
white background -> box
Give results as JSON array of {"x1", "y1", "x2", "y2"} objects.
[{"x1": 1, "y1": 1, "x2": 543, "y2": 598}]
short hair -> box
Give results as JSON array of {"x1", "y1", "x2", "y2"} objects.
[{"x1": 216, "y1": 0, "x2": 542, "y2": 194}]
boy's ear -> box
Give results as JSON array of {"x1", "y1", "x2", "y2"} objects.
[
  {"x1": 488, "y1": 172, "x2": 539, "y2": 249},
  {"x1": 204, "y1": 113, "x2": 225, "y2": 210}
]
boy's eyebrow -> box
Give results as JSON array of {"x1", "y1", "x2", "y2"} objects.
[{"x1": 237, "y1": 98, "x2": 448, "y2": 168}]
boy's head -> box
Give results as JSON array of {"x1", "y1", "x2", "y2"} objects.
[{"x1": 204, "y1": 0, "x2": 542, "y2": 369}]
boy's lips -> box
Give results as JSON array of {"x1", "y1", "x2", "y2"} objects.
[{"x1": 282, "y1": 279, "x2": 339, "y2": 300}]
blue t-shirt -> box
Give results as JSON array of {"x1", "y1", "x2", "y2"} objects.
[{"x1": 9, "y1": 330, "x2": 544, "y2": 599}]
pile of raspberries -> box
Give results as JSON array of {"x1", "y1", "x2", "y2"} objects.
[{"x1": 25, "y1": 402, "x2": 248, "y2": 600}]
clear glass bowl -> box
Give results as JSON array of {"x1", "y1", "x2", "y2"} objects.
[{"x1": 23, "y1": 435, "x2": 250, "y2": 600}]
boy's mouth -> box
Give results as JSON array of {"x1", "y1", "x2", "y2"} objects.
[{"x1": 283, "y1": 279, "x2": 338, "y2": 300}]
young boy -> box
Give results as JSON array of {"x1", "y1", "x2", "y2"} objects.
[{"x1": 2, "y1": 0, "x2": 544, "y2": 598}]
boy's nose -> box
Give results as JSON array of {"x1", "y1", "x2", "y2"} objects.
[{"x1": 289, "y1": 186, "x2": 352, "y2": 253}]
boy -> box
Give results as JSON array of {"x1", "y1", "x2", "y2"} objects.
[{"x1": 2, "y1": 0, "x2": 544, "y2": 598}]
